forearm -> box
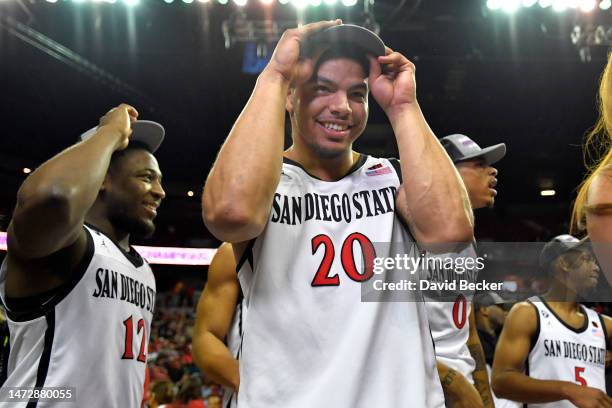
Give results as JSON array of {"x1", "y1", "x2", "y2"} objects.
[
  {"x1": 11, "y1": 128, "x2": 122, "y2": 256},
  {"x1": 468, "y1": 343, "x2": 494, "y2": 407},
  {"x1": 203, "y1": 69, "x2": 288, "y2": 241},
  {"x1": 193, "y1": 332, "x2": 239, "y2": 390},
  {"x1": 388, "y1": 104, "x2": 473, "y2": 243},
  {"x1": 492, "y1": 371, "x2": 572, "y2": 403}
]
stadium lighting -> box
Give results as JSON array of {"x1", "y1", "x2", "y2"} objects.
[
  {"x1": 341, "y1": 0, "x2": 358, "y2": 5},
  {"x1": 198, "y1": 0, "x2": 211, "y2": 2},
  {"x1": 540, "y1": 189, "x2": 556, "y2": 197},
  {"x1": 260, "y1": 0, "x2": 274, "y2": 4},
  {"x1": 539, "y1": 0, "x2": 553, "y2": 7},
  {"x1": 292, "y1": 0, "x2": 309, "y2": 8},
  {"x1": 501, "y1": 0, "x2": 521, "y2": 13},
  {"x1": 600, "y1": 0, "x2": 611, "y2": 9},
  {"x1": 123, "y1": 0, "x2": 139, "y2": 5},
  {"x1": 579, "y1": 0, "x2": 596, "y2": 11},
  {"x1": 310, "y1": 0, "x2": 322, "y2": 5},
  {"x1": 218, "y1": 0, "x2": 229, "y2": 4},
  {"x1": 324, "y1": 0, "x2": 337, "y2": 4},
  {"x1": 164, "y1": 0, "x2": 174, "y2": 3},
  {"x1": 233, "y1": 0, "x2": 248, "y2": 5},
  {"x1": 552, "y1": 0, "x2": 568, "y2": 11},
  {"x1": 22, "y1": 168, "x2": 31, "y2": 174},
  {"x1": 187, "y1": 190, "x2": 195, "y2": 197},
  {"x1": 183, "y1": 0, "x2": 194, "y2": 3},
  {"x1": 522, "y1": 0, "x2": 538, "y2": 6},
  {"x1": 487, "y1": 0, "x2": 503, "y2": 9},
  {"x1": 278, "y1": 0, "x2": 290, "y2": 4},
  {"x1": 45, "y1": 0, "x2": 58, "y2": 3}
]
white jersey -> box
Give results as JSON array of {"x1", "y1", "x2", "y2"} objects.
[
  {"x1": 223, "y1": 298, "x2": 243, "y2": 408},
  {"x1": 424, "y1": 244, "x2": 479, "y2": 383},
  {"x1": 0, "y1": 225, "x2": 156, "y2": 408},
  {"x1": 236, "y1": 156, "x2": 445, "y2": 408},
  {"x1": 525, "y1": 297, "x2": 607, "y2": 408}
]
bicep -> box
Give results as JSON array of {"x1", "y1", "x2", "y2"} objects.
[{"x1": 493, "y1": 303, "x2": 536, "y2": 374}]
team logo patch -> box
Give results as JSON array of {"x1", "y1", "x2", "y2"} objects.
[{"x1": 366, "y1": 163, "x2": 392, "y2": 176}]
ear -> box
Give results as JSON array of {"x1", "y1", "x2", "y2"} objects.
[
  {"x1": 285, "y1": 87, "x2": 295, "y2": 115},
  {"x1": 99, "y1": 173, "x2": 112, "y2": 195}
]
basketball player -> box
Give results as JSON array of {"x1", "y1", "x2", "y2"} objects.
[
  {"x1": 192, "y1": 243, "x2": 241, "y2": 407},
  {"x1": 0, "y1": 104, "x2": 165, "y2": 407},
  {"x1": 426, "y1": 134, "x2": 505, "y2": 408},
  {"x1": 492, "y1": 235, "x2": 612, "y2": 407},
  {"x1": 202, "y1": 21, "x2": 473, "y2": 407}
]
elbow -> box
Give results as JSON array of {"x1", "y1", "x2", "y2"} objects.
[
  {"x1": 491, "y1": 372, "x2": 508, "y2": 399},
  {"x1": 202, "y1": 201, "x2": 266, "y2": 242},
  {"x1": 15, "y1": 183, "x2": 74, "y2": 224}
]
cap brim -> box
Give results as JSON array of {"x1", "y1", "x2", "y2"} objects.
[
  {"x1": 302, "y1": 24, "x2": 386, "y2": 58},
  {"x1": 457, "y1": 143, "x2": 506, "y2": 165},
  {"x1": 80, "y1": 120, "x2": 164, "y2": 153}
]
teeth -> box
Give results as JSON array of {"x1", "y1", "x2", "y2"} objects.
[{"x1": 322, "y1": 122, "x2": 348, "y2": 131}]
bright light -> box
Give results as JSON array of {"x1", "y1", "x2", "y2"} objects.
[
  {"x1": 310, "y1": 0, "x2": 322, "y2": 5},
  {"x1": 183, "y1": 0, "x2": 194, "y2": 3},
  {"x1": 341, "y1": 0, "x2": 358, "y2": 5},
  {"x1": 260, "y1": 0, "x2": 274, "y2": 4},
  {"x1": 233, "y1": 0, "x2": 247, "y2": 5},
  {"x1": 218, "y1": 0, "x2": 229, "y2": 4},
  {"x1": 579, "y1": 0, "x2": 596, "y2": 11},
  {"x1": 487, "y1": 0, "x2": 503, "y2": 9},
  {"x1": 292, "y1": 0, "x2": 309, "y2": 8},
  {"x1": 187, "y1": 190, "x2": 195, "y2": 197},
  {"x1": 164, "y1": 0, "x2": 174, "y2": 3},
  {"x1": 324, "y1": 0, "x2": 337, "y2": 4},
  {"x1": 279, "y1": 0, "x2": 290, "y2": 3},
  {"x1": 522, "y1": 0, "x2": 538, "y2": 6},
  {"x1": 567, "y1": 0, "x2": 579, "y2": 7},
  {"x1": 501, "y1": 0, "x2": 521, "y2": 13},
  {"x1": 123, "y1": 0, "x2": 139, "y2": 5},
  {"x1": 45, "y1": 0, "x2": 58, "y2": 3},
  {"x1": 198, "y1": 0, "x2": 211, "y2": 2},
  {"x1": 540, "y1": 189, "x2": 556, "y2": 197},
  {"x1": 552, "y1": 0, "x2": 568, "y2": 10},
  {"x1": 22, "y1": 168, "x2": 31, "y2": 174},
  {"x1": 539, "y1": 0, "x2": 553, "y2": 7},
  {"x1": 600, "y1": 0, "x2": 611, "y2": 9}
]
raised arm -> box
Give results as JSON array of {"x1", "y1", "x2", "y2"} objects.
[
  {"x1": 368, "y1": 50, "x2": 473, "y2": 246},
  {"x1": 467, "y1": 306, "x2": 494, "y2": 408},
  {"x1": 192, "y1": 243, "x2": 241, "y2": 390},
  {"x1": 202, "y1": 20, "x2": 341, "y2": 243},
  {"x1": 492, "y1": 302, "x2": 611, "y2": 407},
  {"x1": 8, "y1": 104, "x2": 136, "y2": 259}
]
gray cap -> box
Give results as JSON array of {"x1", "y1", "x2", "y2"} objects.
[
  {"x1": 539, "y1": 234, "x2": 590, "y2": 269},
  {"x1": 474, "y1": 292, "x2": 510, "y2": 307},
  {"x1": 80, "y1": 120, "x2": 165, "y2": 153},
  {"x1": 440, "y1": 134, "x2": 506, "y2": 165},
  {"x1": 301, "y1": 24, "x2": 386, "y2": 58}
]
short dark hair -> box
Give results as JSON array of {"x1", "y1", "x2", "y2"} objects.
[
  {"x1": 108, "y1": 141, "x2": 152, "y2": 173},
  {"x1": 313, "y1": 44, "x2": 371, "y2": 78}
]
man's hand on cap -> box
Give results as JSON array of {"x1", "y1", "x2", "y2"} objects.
[
  {"x1": 264, "y1": 20, "x2": 341, "y2": 85},
  {"x1": 368, "y1": 47, "x2": 417, "y2": 116},
  {"x1": 97, "y1": 103, "x2": 139, "y2": 151}
]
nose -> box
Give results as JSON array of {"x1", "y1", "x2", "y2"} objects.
[
  {"x1": 489, "y1": 166, "x2": 498, "y2": 176},
  {"x1": 329, "y1": 91, "x2": 351, "y2": 117},
  {"x1": 152, "y1": 180, "x2": 166, "y2": 201}
]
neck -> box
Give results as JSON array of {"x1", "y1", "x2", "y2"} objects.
[
  {"x1": 542, "y1": 283, "x2": 580, "y2": 314},
  {"x1": 86, "y1": 207, "x2": 131, "y2": 252},
  {"x1": 284, "y1": 143, "x2": 359, "y2": 182}
]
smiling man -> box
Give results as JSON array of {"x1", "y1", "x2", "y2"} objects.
[
  {"x1": 202, "y1": 21, "x2": 474, "y2": 408},
  {"x1": 0, "y1": 104, "x2": 165, "y2": 408}
]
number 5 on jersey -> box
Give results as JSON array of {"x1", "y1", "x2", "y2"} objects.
[{"x1": 311, "y1": 233, "x2": 376, "y2": 287}]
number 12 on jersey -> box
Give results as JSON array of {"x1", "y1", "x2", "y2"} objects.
[{"x1": 311, "y1": 233, "x2": 376, "y2": 287}]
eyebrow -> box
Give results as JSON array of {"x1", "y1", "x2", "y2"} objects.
[
  {"x1": 143, "y1": 168, "x2": 163, "y2": 180},
  {"x1": 313, "y1": 76, "x2": 368, "y2": 92}
]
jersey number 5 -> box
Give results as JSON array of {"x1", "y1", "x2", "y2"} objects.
[
  {"x1": 311, "y1": 233, "x2": 376, "y2": 287},
  {"x1": 122, "y1": 315, "x2": 147, "y2": 362},
  {"x1": 574, "y1": 366, "x2": 587, "y2": 386}
]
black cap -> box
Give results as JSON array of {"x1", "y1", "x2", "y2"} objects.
[
  {"x1": 474, "y1": 292, "x2": 511, "y2": 307},
  {"x1": 440, "y1": 134, "x2": 506, "y2": 165},
  {"x1": 80, "y1": 120, "x2": 165, "y2": 153},
  {"x1": 539, "y1": 234, "x2": 590, "y2": 269},
  {"x1": 301, "y1": 24, "x2": 386, "y2": 58}
]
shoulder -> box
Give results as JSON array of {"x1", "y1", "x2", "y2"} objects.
[{"x1": 505, "y1": 301, "x2": 539, "y2": 336}]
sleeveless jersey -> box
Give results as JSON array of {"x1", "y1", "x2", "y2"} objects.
[
  {"x1": 0, "y1": 225, "x2": 156, "y2": 408},
  {"x1": 525, "y1": 297, "x2": 607, "y2": 408},
  {"x1": 236, "y1": 156, "x2": 445, "y2": 408},
  {"x1": 424, "y1": 244, "x2": 479, "y2": 383},
  {"x1": 223, "y1": 299, "x2": 243, "y2": 408}
]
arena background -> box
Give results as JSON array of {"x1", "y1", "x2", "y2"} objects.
[{"x1": 0, "y1": 0, "x2": 611, "y2": 404}]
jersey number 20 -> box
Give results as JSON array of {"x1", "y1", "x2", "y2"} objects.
[{"x1": 311, "y1": 233, "x2": 376, "y2": 286}]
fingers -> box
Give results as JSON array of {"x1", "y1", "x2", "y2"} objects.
[
  {"x1": 298, "y1": 19, "x2": 342, "y2": 38},
  {"x1": 368, "y1": 55, "x2": 382, "y2": 81},
  {"x1": 118, "y1": 103, "x2": 139, "y2": 121}
]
